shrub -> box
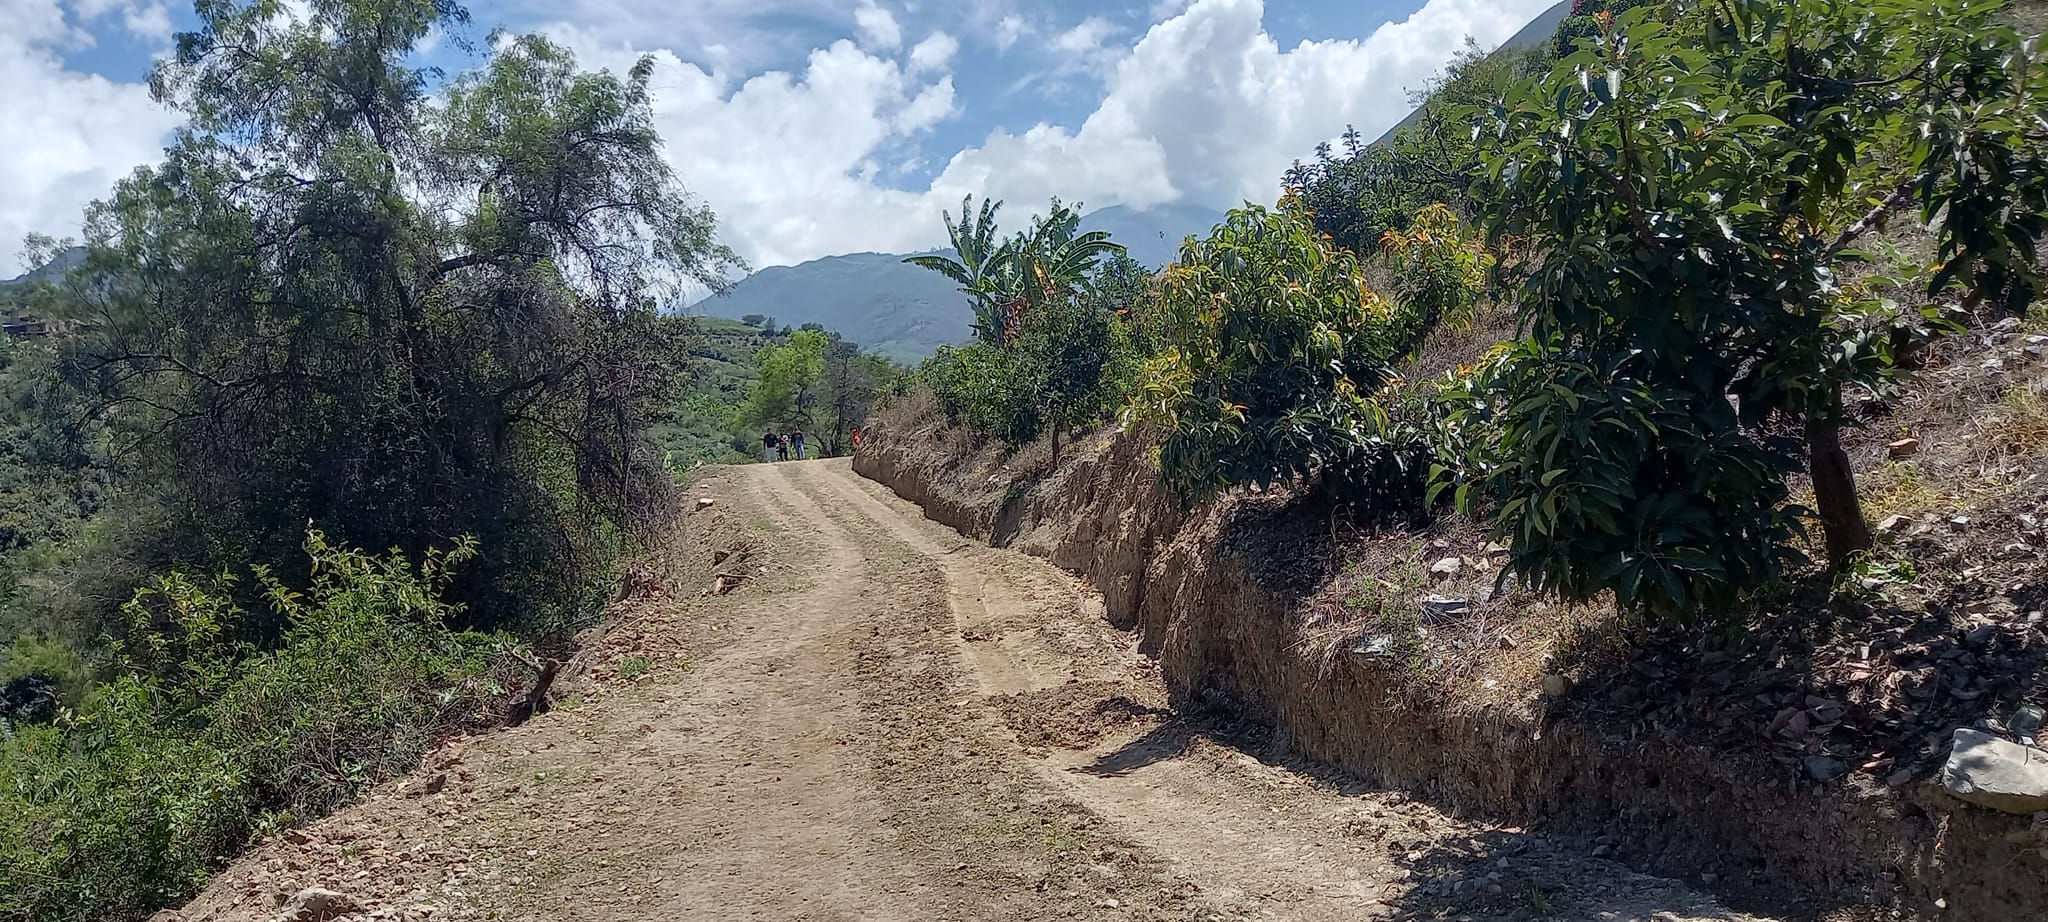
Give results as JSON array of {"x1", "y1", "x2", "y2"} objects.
[
  {"x1": 1376, "y1": 204, "x2": 1494, "y2": 353},
  {"x1": 0, "y1": 531, "x2": 505, "y2": 922},
  {"x1": 1461, "y1": 0, "x2": 2048, "y2": 617},
  {"x1": 1137, "y1": 202, "x2": 1433, "y2": 516}
]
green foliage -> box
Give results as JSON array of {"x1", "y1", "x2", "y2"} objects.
[
  {"x1": 0, "y1": 532, "x2": 502, "y2": 922},
  {"x1": 909, "y1": 197, "x2": 1140, "y2": 449},
  {"x1": 741, "y1": 328, "x2": 829, "y2": 432},
  {"x1": 1553, "y1": 0, "x2": 1661, "y2": 57},
  {"x1": 1283, "y1": 39, "x2": 1550, "y2": 256},
  {"x1": 1456, "y1": 0, "x2": 2048, "y2": 617},
  {"x1": 1137, "y1": 202, "x2": 1431, "y2": 514},
  {"x1": 906, "y1": 197, "x2": 1125, "y2": 345},
  {"x1": 1376, "y1": 204, "x2": 1494, "y2": 351},
  {"x1": 920, "y1": 343, "x2": 1044, "y2": 444},
  {"x1": 57, "y1": 3, "x2": 741, "y2": 634}
]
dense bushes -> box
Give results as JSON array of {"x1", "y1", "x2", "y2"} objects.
[
  {"x1": 1136, "y1": 202, "x2": 1437, "y2": 515},
  {"x1": 1452, "y1": 0, "x2": 2048, "y2": 616},
  {"x1": 0, "y1": 3, "x2": 742, "y2": 917},
  {"x1": 911, "y1": 0, "x2": 2047, "y2": 631},
  {"x1": 0, "y1": 532, "x2": 505, "y2": 922},
  {"x1": 54, "y1": 4, "x2": 738, "y2": 641},
  {"x1": 908, "y1": 198, "x2": 1140, "y2": 455}
]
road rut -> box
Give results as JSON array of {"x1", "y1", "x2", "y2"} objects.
[{"x1": 175, "y1": 459, "x2": 1781, "y2": 922}]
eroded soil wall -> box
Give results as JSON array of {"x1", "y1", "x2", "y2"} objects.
[{"x1": 852, "y1": 407, "x2": 2047, "y2": 919}]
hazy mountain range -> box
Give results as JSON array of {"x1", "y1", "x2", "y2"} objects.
[{"x1": 693, "y1": 203, "x2": 1227, "y2": 363}]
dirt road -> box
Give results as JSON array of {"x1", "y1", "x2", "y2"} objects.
[{"x1": 176, "y1": 460, "x2": 1780, "y2": 922}]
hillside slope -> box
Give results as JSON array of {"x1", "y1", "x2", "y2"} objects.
[
  {"x1": 697, "y1": 204, "x2": 1223, "y2": 363},
  {"x1": 1370, "y1": 0, "x2": 1573, "y2": 146}
]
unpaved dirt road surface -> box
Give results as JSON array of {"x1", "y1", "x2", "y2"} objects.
[{"x1": 177, "y1": 460, "x2": 1784, "y2": 922}]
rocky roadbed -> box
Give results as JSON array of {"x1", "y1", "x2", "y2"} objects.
[{"x1": 164, "y1": 460, "x2": 1773, "y2": 922}]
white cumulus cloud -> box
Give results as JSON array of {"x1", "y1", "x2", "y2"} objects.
[
  {"x1": 539, "y1": 0, "x2": 1553, "y2": 277},
  {"x1": 908, "y1": 31, "x2": 958, "y2": 73},
  {"x1": 854, "y1": 0, "x2": 903, "y2": 51},
  {"x1": 0, "y1": 0, "x2": 181, "y2": 276}
]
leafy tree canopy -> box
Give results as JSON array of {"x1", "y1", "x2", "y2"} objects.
[
  {"x1": 1452, "y1": 0, "x2": 2048, "y2": 617},
  {"x1": 61, "y1": 0, "x2": 742, "y2": 632}
]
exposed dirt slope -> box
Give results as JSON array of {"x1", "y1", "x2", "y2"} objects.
[
  {"x1": 167, "y1": 460, "x2": 1769, "y2": 922},
  {"x1": 853, "y1": 326, "x2": 2048, "y2": 921}
]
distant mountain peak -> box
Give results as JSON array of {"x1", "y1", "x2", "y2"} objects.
[{"x1": 697, "y1": 204, "x2": 1224, "y2": 363}]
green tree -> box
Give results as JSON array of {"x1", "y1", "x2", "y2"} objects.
[
  {"x1": 905, "y1": 197, "x2": 1123, "y2": 344},
  {"x1": 905, "y1": 194, "x2": 1015, "y2": 342},
  {"x1": 1457, "y1": 0, "x2": 2047, "y2": 617},
  {"x1": 1376, "y1": 204, "x2": 1494, "y2": 351},
  {"x1": 1016, "y1": 294, "x2": 1133, "y2": 464},
  {"x1": 59, "y1": 1, "x2": 741, "y2": 633},
  {"x1": 820, "y1": 338, "x2": 903, "y2": 456},
  {"x1": 741, "y1": 328, "x2": 828, "y2": 433},
  {"x1": 1283, "y1": 39, "x2": 1548, "y2": 256},
  {"x1": 1137, "y1": 202, "x2": 1428, "y2": 514}
]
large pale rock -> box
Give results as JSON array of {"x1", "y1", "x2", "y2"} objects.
[
  {"x1": 1942, "y1": 728, "x2": 2048, "y2": 814},
  {"x1": 278, "y1": 888, "x2": 361, "y2": 922}
]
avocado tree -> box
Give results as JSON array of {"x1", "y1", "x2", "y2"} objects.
[
  {"x1": 1459, "y1": 0, "x2": 2048, "y2": 615},
  {"x1": 1138, "y1": 201, "x2": 1431, "y2": 513}
]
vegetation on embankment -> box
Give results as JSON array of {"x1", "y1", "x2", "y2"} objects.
[
  {"x1": 855, "y1": 307, "x2": 2048, "y2": 916},
  {"x1": 863, "y1": 0, "x2": 2048, "y2": 915},
  {"x1": 656, "y1": 316, "x2": 905, "y2": 468},
  {"x1": 0, "y1": 2, "x2": 764, "y2": 919}
]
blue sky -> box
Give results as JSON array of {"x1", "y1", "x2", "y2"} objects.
[{"x1": 2, "y1": 0, "x2": 1558, "y2": 276}]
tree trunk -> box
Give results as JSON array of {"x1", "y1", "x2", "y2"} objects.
[{"x1": 1807, "y1": 414, "x2": 1872, "y2": 566}]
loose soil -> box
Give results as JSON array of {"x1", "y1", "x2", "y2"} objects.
[{"x1": 170, "y1": 460, "x2": 1775, "y2": 922}]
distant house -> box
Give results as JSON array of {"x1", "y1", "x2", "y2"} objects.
[{"x1": 2, "y1": 314, "x2": 92, "y2": 338}]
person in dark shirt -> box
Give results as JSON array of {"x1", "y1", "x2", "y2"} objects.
[
  {"x1": 792, "y1": 430, "x2": 807, "y2": 460},
  {"x1": 761, "y1": 431, "x2": 779, "y2": 463}
]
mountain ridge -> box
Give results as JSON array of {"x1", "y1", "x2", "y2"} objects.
[{"x1": 695, "y1": 203, "x2": 1225, "y2": 363}]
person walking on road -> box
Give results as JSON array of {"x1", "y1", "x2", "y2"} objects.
[
  {"x1": 792, "y1": 430, "x2": 807, "y2": 460},
  {"x1": 761, "y1": 431, "x2": 778, "y2": 463},
  {"x1": 776, "y1": 432, "x2": 790, "y2": 462}
]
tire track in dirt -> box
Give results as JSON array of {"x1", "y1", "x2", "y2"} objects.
[
  {"x1": 171, "y1": 460, "x2": 1792, "y2": 922},
  {"x1": 785, "y1": 458, "x2": 1784, "y2": 922}
]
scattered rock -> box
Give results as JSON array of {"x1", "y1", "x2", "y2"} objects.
[
  {"x1": 1887, "y1": 437, "x2": 1921, "y2": 458},
  {"x1": 1541, "y1": 674, "x2": 1573, "y2": 697},
  {"x1": 1421, "y1": 597, "x2": 1469, "y2": 620},
  {"x1": 1949, "y1": 516, "x2": 1973, "y2": 531},
  {"x1": 2027, "y1": 335, "x2": 2048, "y2": 356},
  {"x1": 406, "y1": 772, "x2": 448, "y2": 797},
  {"x1": 694, "y1": 497, "x2": 716, "y2": 510},
  {"x1": 1804, "y1": 756, "x2": 1849, "y2": 783},
  {"x1": 2011, "y1": 704, "x2": 2045, "y2": 743},
  {"x1": 1877, "y1": 514, "x2": 1913, "y2": 535},
  {"x1": 1352, "y1": 635, "x2": 1395, "y2": 657},
  {"x1": 1430, "y1": 557, "x2": 1463, "y2": 579},
  {"x1": 278, "y1": 888, "x2": 361, "y2": 922},
  {"x1": 1942, "y1": 728, "x2": 2048, "y2": 814}
]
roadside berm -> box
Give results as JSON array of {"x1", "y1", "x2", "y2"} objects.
[{"x1": 853, "y1": 328, "x2": 2048, "y2": 920}]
